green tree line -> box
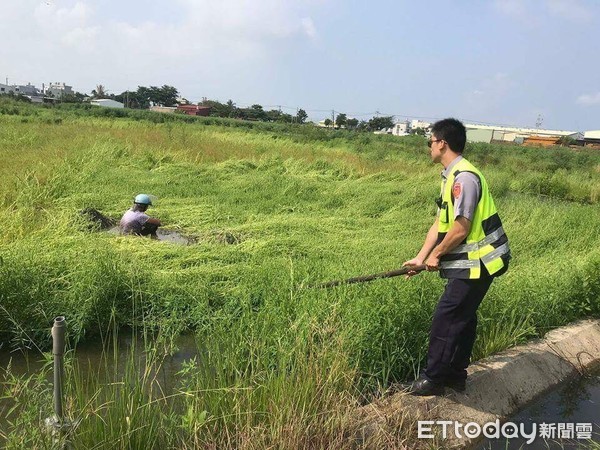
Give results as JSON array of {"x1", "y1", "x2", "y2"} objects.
[{"x1": 4, "y1": 82, "x2": 401, "y2": 131}]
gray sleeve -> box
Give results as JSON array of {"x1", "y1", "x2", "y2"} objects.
[{"x1": 452, "y1": 172, "x2": 481, "y2": 221}]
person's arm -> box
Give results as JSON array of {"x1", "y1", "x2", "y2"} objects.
[
  {"x1": 402, "y1": 217, "x2": 440, "y2": 275},
  {"x1": 146, "y1": 217, "x2": 161, "y2": 226},
  {"x1": 424, "y1": 216, "x2": 471, "y2": 270}
]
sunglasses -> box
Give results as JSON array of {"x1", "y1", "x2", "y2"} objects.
[{"x1": 427, "y1": 139, "x2": 443, "y2": 148}]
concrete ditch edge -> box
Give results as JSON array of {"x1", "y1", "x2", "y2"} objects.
[{"x1": 351, "y1": 319, "x2": 600, "y2": 449}]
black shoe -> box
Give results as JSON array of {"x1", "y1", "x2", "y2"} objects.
[
  {"x1": 405, "y1": 378, "x2": 445, "y2": 396},
  {"x1": 445, "y1": 379, "x2": 466, "y2": 392}
]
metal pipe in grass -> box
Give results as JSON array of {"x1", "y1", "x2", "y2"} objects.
[
  {"x1": 306, "y1": 264, "x2": 427, "y2": 289},
  {"x1": 45, "y1": 316, "x2": 73, "y2": 447},
  {"x1": 52, "y1": 316, "x2": 66, "y2": 421}
]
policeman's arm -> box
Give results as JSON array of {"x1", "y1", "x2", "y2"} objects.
[
  {"x1": 403, "y1": 216, "x2": 440, "y2": 268},
  {"x1": 431, "y1": 216, "x2": 471, "y2": 257}
]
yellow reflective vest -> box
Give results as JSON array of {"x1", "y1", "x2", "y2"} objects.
[{"x1": 436, "y1": 158, "x2": 510, "y2": 279}]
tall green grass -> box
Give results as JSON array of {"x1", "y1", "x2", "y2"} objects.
[
  {"x1": 1, "y1": 320, "x2": 359, "y2": 449},
  {"x1": 1, "y1": 102, "x2": 600, "y2": 447}
]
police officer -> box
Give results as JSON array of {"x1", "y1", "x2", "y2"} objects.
[{"x1": 402, "y1": 118, "x2": 510, "y2": 396}]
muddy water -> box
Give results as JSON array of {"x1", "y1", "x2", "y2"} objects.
[
  {"x1": 480, "y1": 369, "x2": 600, "y2": 449},
  {"x1": 0, "y1": 333, "x2": 199, "y2": 391},
  {"x1": 155, "y1": 228, "x2": 197, "y2": 245},
  {"x1": 108, "y1": 227, "x2": 196, "y2": 245},
  {"x1": 0, "y1": 334, "x2": 199, "y2": 412},
  {"x1": 0, "y1": 333, "x2": 200, "y2": 442}
]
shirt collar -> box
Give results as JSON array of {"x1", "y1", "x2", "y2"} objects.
[{"x1": 441, "y1": 155, "x2": 463, "y2": 179}]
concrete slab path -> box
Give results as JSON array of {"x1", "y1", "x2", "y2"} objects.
[{"x1": 352, "y1": 319, "x2": 600, "y2": 449}]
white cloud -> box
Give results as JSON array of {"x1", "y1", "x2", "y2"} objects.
[
  {"x1": 493, "y1": 0, "x2": 593, "y2": 23},
  {"x1": 0, "y1": 0, "x2": 321, "y2": 91},
  {"x1": 462, "y1": 73, "x2": 520, "y2": 123},
  {"x1": 493, "y1": 0, "x2": 528, "y2": 19},
  {"x1": 301, "y1": 17, "x2": 318, "y2": 40},
  {"x1": 547, "y1": 0, "x2": 592, "y2": 22},
  {"x1": 33, "y1": 1, "x2": 94, "y2": 35},
  {"x1": 475, "y1": 73, "x2": 515, "y2": 96},
  {"x1": 577, "y1": 92, "x2": 600, "y2": 106},
  {"x1": 173, "y1": 0, "x2": 317, "y2": 40}
]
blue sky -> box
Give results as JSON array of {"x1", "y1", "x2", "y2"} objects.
[{"x1": 1, "y1": 0, "x2": 599, "y2": 130}]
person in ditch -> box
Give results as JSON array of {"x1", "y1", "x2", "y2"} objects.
[
  {"x1": 120, "y1": 194, "x2": 162, "y2": 239},
  {"x1": 402, "y1": 118, "x2": 510, "y2": 396}
]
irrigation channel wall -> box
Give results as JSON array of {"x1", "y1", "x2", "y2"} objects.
[{"x1": 352, "y1": 319, "x2": 600, "y2": 449}]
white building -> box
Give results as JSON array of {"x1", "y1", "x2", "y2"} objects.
[
  {"x1": 583, "y1": 130, "x2": 600, "y2": 147},
  {"x1": 465, "y1": 123, "x2": 578, "y2": 144},
  {"x1": 584, "y1": 130, "x2": 600, "y2": 140},
  {"x1": 14, "y1": 83, "x2": 40, "y2": 96},
  {"x1": 0, "y1": 83, "x2": 16, "y2": 94},
  {"x1": 0, "y1": 82, "x2": 44, "y2": 102},
  {"x1": 150, "y1": 106, "x2": 177, "y2": 114},
  {"x1": 90, "y1": 99, "x2": 124, "y2": 109},
  {"x1": 27, "y1": 96, "x2": 44, "y2": 104},
  {"x1": 410, "y1": 119, "x2": 431, "y2": 131},
  {"x1": 392, "y1": 120, "x2": 410, "y2": 136},
  {"x1": 45, "y1": 82, "x2": 74, "y2": 97}
]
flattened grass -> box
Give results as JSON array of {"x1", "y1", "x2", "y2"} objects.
[{"x1": 1, "y1": 103, "x2": 600, "y2": 447}]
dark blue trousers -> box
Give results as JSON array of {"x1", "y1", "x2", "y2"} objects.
[{"x1": 424, "y1": 270, "x2": 494, "y2": 384}]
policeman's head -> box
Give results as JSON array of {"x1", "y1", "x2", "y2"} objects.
[{"x1": 430, "y1": 118, "x2": 466, "y2": 154}]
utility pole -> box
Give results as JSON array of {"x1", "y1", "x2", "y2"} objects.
[{"x1": 331, "y1": 109, "x2": 335, "y2": 127}]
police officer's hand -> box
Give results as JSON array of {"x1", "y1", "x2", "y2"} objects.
[
  {"x1": 424, "y1": 255, "x2": 440, "y2": 272},
  {"x1": 402, "y1": 258, "x2": 424, "y2": 278}
]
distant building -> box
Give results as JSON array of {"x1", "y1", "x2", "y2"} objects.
[
  {"x1": 176, "y1": 104, "x2": 211, "y2": 116},
  {"x1": 411, "y1": 119, "x2": 431, "y2": 131},
  {"x1": 0, "y1": 83, "x2": 15, "y2": 94},
  {"x1": 0, "y1": 83, "x2": 43, "y2": 102},
  {"x1": 14, "y1": 83, "x2": 40, "y2": 96},
  {"x1": 373, "y1": 128, "x2": 392, "y2": 135},
  {"x1": 583, "y1": 130, "x2": 600, "y2": 148},
  {"x1": 90, "y1": 99, "x2": 124, "y2": 109},
  {"x1": 45, "y1": 82, "x2": 74, "y2": 97},
  {"x1": 466, "y1": 128, "x2": 495, "y2": 144},
  {"x1": 150, "y1": 106, "x2": 177, "y2": 114},
  {"x1": 392, "y1": 120, "x2": 410, "y2": 136},
  {"x1": 466, "y1": 124, "x2": 578, "y2": 144},
  {"x1": 522, "y1": 135, "x2": 561, "y2": 147}
]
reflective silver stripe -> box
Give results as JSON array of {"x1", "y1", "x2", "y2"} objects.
[
  {"x1": 480, "y1": 242, "x2": 511, "y2": 264},
  {"x1": 447, "y1": 226, "x2": 506, "y2": 254},
  {"x1": 447, "y1": 242, "x2": 478, "y2": 254},
  {"x1": 439, "y1": 259, "x2": 480, "y2": 269},
  {"x1": 479, "y1": 226, "x2": 506, "y2": 247}
]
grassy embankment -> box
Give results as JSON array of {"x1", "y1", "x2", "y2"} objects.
[{"x1": 1, "y1": 98, "x2": 600, "y2": 448}]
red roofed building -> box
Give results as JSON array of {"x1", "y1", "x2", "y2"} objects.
[{"x1": 176, "y1": 104, "x2": 211, "y2": 116}]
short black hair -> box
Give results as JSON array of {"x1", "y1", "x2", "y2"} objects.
[
  {"x1": 430, "y1": 118, "x2": 466, "y2": 153},
  {"x1": 133, "y1": 203, "x2": 149, "y2": 212}
]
